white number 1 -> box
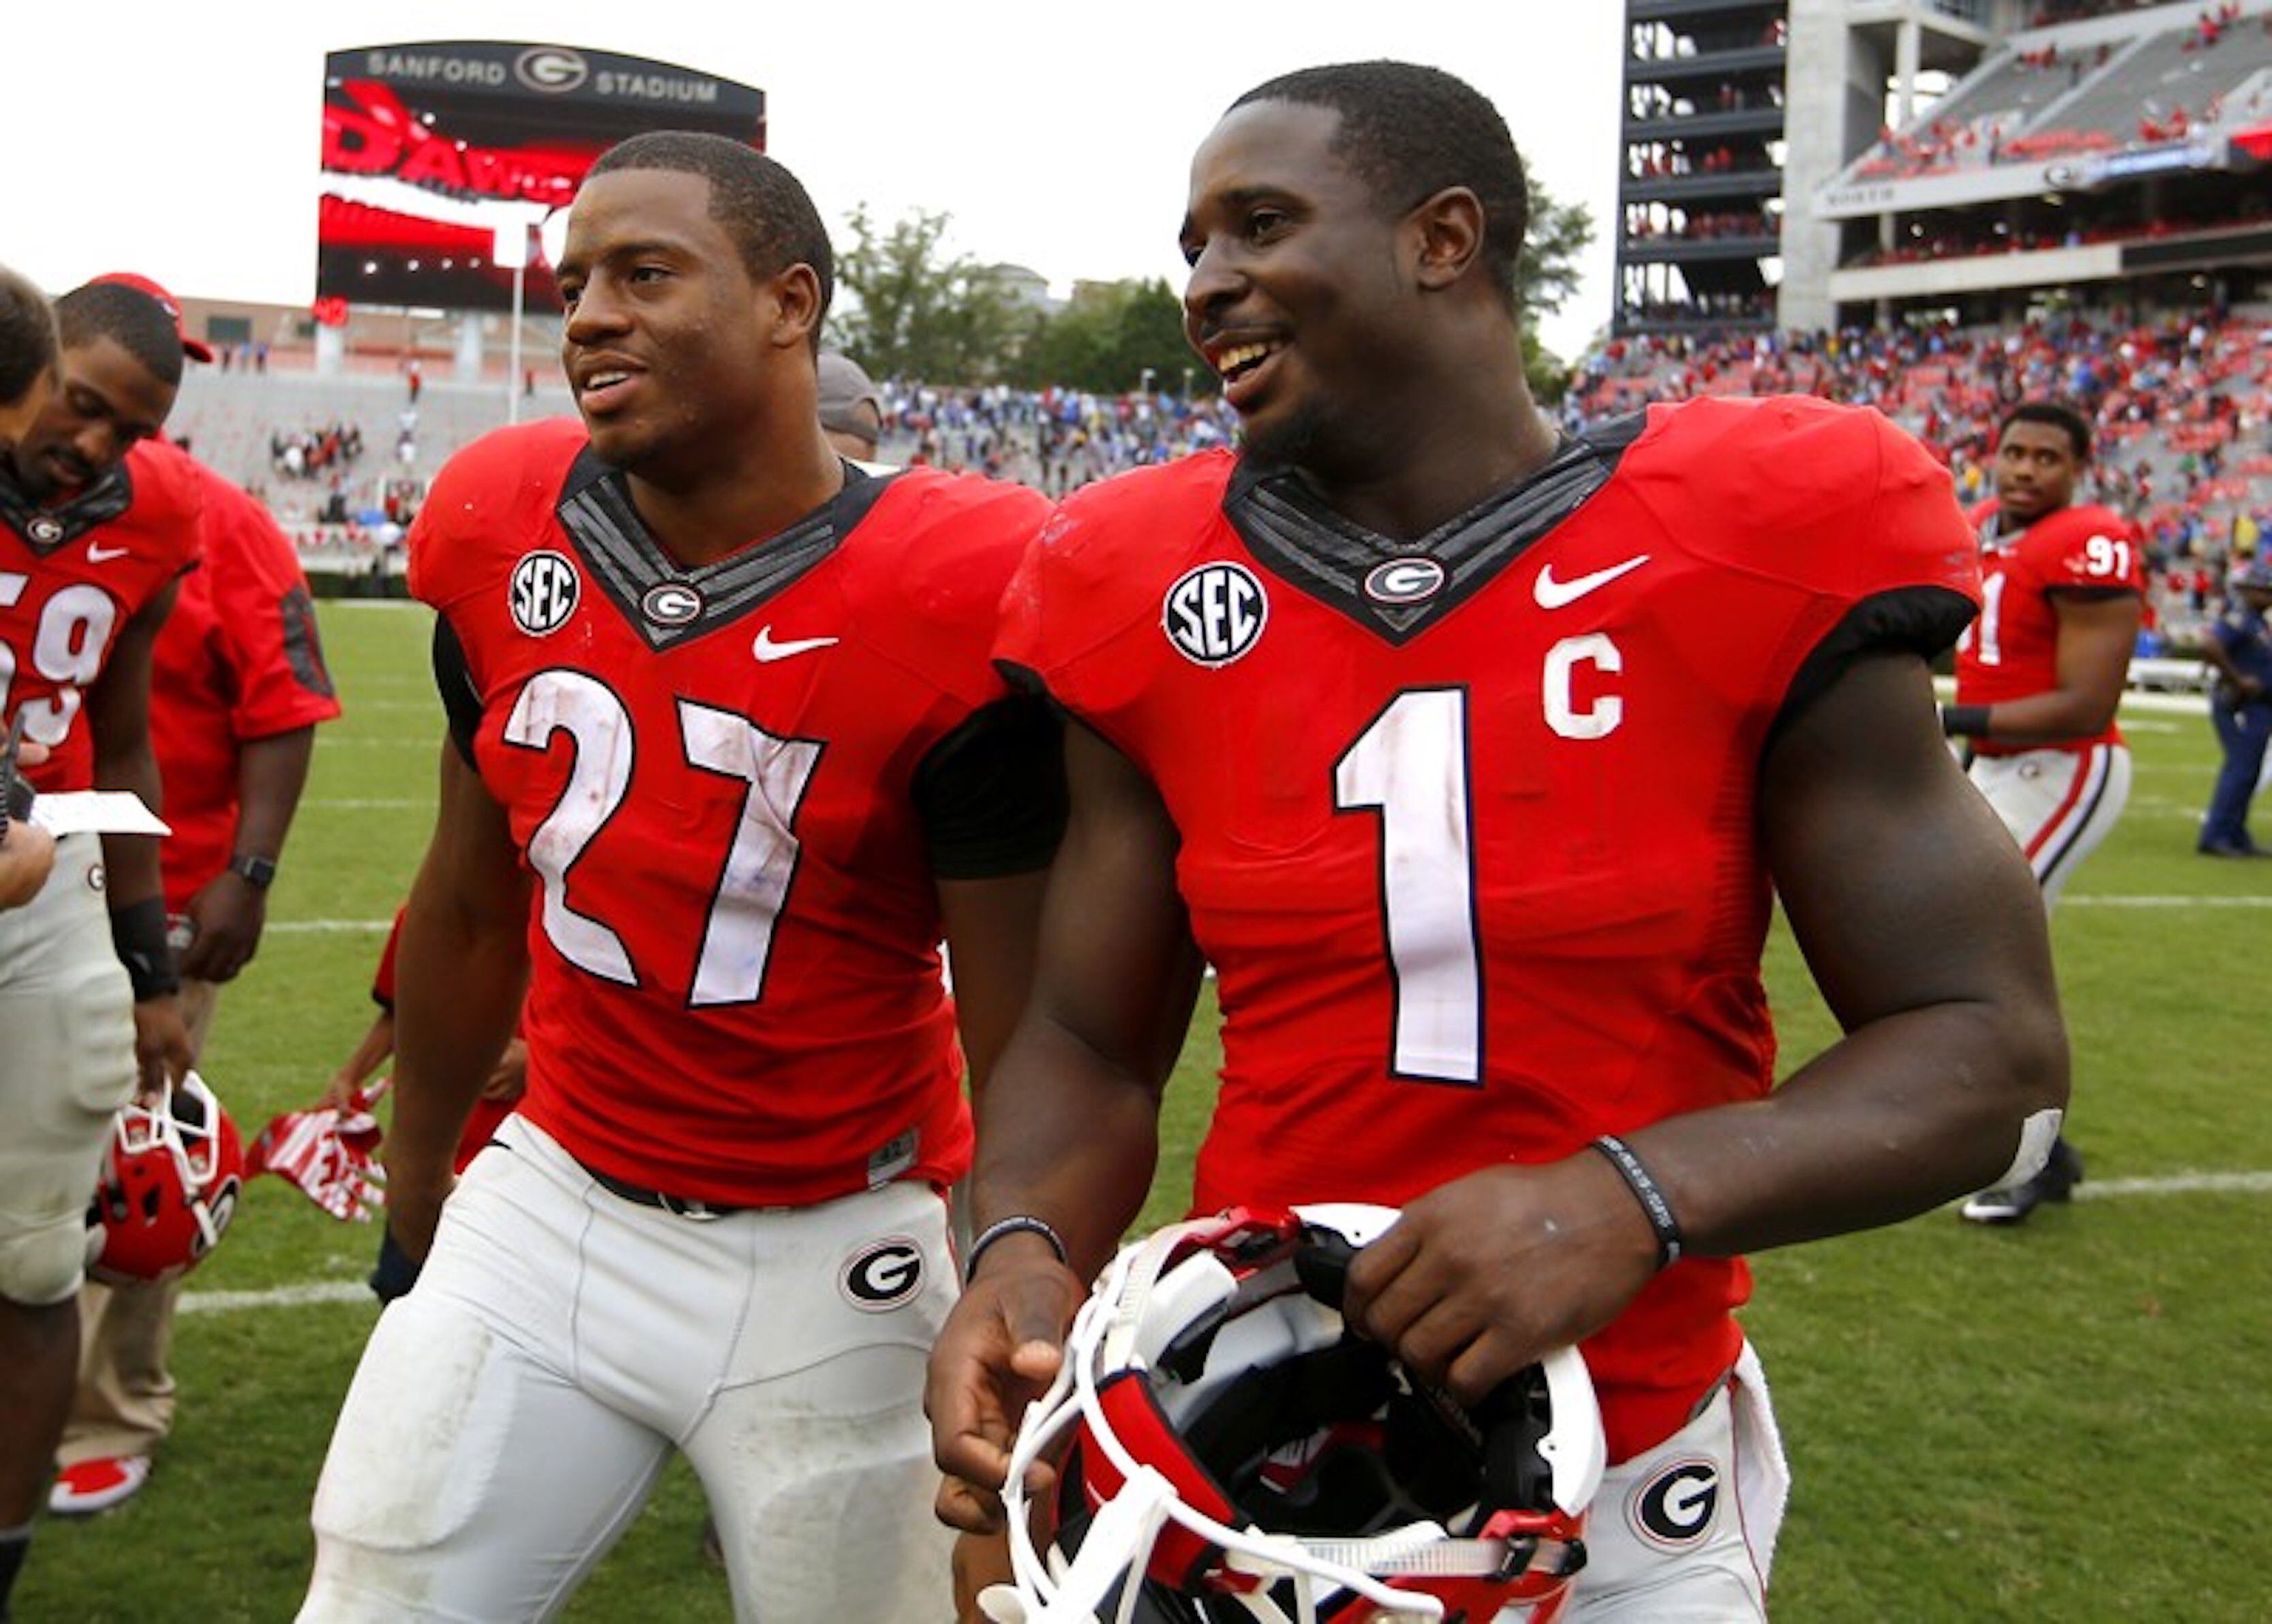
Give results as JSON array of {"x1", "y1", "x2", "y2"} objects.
[{"x1": 1333, "y1": 688, "x2": 1483, "y2": 1084}]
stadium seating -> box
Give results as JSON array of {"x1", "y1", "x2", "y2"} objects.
[
  {"x1": 168, "y1": 365, "x2": 579, "y2": 585},
  {"x1": 1836, "y1": 1, "x2": 2272, "y2": 187},
  {"x1": 1571, "y1": 305, "x2": 2272, "y2": 653}
]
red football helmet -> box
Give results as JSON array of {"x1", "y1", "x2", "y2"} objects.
[
  {"x1": 987, "y1": 1204, "x2": 1606, "y2": 1624},
  {"x1": 87, "y1": 1071, "x2": 245, "y2": 1284}
]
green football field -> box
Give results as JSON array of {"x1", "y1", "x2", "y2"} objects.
[{"x1": 20, "y1": 600, "x2": 2272, "y2": 1621}]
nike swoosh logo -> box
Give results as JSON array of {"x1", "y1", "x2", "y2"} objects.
[
  {"x1": 1533, "y1": 553, "x2": 1650, "y2": 609},
  {"x1": 751, "y1": 626, "x2": 840, "y2": 662},
  {"x1": 85, "y1": 543, "x2": 131, "y2": 563}
]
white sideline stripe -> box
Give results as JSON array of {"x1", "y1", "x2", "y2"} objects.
[
  {"x1": 266, "y1": 919, "x2": 396, "y2": 933},
  {"x1": 2063, "y1": 895, "x2": 2272, "y2": 907},
  {"x1": 303, "y1": 798, "x2": 428, "y2": 809},
  {"x1": 2075, "y1": 1171, "x2": 2272, "y2": 1200},
  {"x1": 175, "y1": 1170, "x2": 2272, "y2": 1319},
  {"x1": 179, "y1": 1281, "x2": 370, "y2": 1315}
]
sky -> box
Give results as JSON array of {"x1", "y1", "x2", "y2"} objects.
[{"x1": 1, "y1": 1, "x2": 1627, "y2": 363}]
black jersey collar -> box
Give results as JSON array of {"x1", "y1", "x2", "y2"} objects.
[
  {"x1": 1220, "y1": 414, "x2": 1643, "y2": 643},
  {"x1": 556, "y1": 450, "x2": 894, "y2": 653},
  {"x1": 0, "y1": 460, "x2": 135, "y2": 555}
]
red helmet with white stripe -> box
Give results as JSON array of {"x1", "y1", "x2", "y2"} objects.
[
  {"x1": 87, "y1": 1071, "x2": 244, "y2": 1284},
  {"x1": 985, "y1": 1204, "x2": 1605, "y2": 1624}
]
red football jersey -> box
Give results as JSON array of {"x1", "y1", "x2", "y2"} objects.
[
  {"x1": 410, "y1": 420, "x2": 1049, "y2": 1207},
  {"x1": 1, "y1": 438, "x2": 205, "y2": 791},
  {"x1": 999, "y1": 397, "x2": 1980, "y2": 1462},
  {"x1": 151, "y1": 468, "x2": 341, "y2": 909},
  {"x1": 1954, "y1": 498, "x2": 2142, "y2": 754}
]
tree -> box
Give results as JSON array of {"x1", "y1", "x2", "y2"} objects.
[
  {"x1": 1517, "y1": 182, "x2": 1596, "y2": 403},
  {"x1": 1011, "y1": 279, "x2": 1192, "y2": 395},
  {"x1": 828, "y1": 206, "x2": 1021, "y2": 382},
  {"x1": 824, "y1": 181, "x2": 1596, "y2": 401}
]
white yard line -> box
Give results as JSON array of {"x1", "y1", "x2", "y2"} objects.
[
  {"x1": 2061, "y1": 894, "x2": 2272, "y2": 907},
  {"x1": 2074, "y1": 1171, "x2": 2272, "y2": 1201},
  {"x1": 179, "y1": 1281, "x2": 372, "y2": 1315},
  {"x1": 179, "y1": 1170, "x2": 2272, "y2": 1317}
]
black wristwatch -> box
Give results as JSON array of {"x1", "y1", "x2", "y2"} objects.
[{"x1": 228, "y1": 852, "x2": 277, "y2": 889}]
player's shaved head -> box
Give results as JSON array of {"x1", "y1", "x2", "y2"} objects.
[
  {"x1": 586, "y1": 132, "x2": 834, "y2": 347},
  {"x1": 0, "y1": 264, "x2": 57, "y2": 408},
  {"x1": 54, "y1": 282, "x2": 185, "y2": 390},
  {"x1": 1999, "y1": 401, "x2": 2091, "y2": 463},
  {"x1": 1230, "y1": 61, "x2": 1530, "y2": 313}
]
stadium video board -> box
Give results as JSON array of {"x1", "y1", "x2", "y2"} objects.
[{"x1": 318, "y1": 42, "x2": 766, "y2": 313}]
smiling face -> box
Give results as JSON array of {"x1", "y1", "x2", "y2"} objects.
[
  {"x1": 1179, "y1": 99, "x2": 1417, "y2": 474},
  {"x1": 5, "y1": 337, "x2": 175, "y2": 504},
  {"x1": 554, "y1": 168, "x2": 783, "y2": 485},
  {"x1": 1993, "y1": 417, "x2": 2083, "y2": 526}
]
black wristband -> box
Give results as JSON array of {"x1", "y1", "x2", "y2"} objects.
[
  {"x1": 1940, "y1": 703, "x2": 1991, "y2": 739},
  {"x1": 110, "y1": 896, "x2": 181, "y2": 1001},
  {"x1": 1591, "y1": 1134, "x2": 1684, "y2": 1271},
  {"x1": 228, "y1": 851, "x2": 277, "y2": 889},
  {"x1": 965, "y1": 1214, "x2": 1069, "y2": 1285}
]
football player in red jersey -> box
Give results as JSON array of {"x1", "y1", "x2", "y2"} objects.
[
  {"x1": 298, "y1": 134, "x2": 1061, "y2": 1624},
  {"x1": 0, "y1": 265, "x2": 61, "y2": 911},
  {"x1": 0, "y1": 275, "x2": 204, "y2": 1622},
  {"x1": 926, "y1": 63, "x2": 2067, "y2": 1622},
  {"x1": 1943, "y1": 401, "x2": 2142, "y2": 1224},
  {"x1": 49, "y1": 462, "x2": 342, "y2": 1519}
]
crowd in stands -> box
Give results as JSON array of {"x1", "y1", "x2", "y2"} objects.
[
  {"x1": 2190, "y1": 1, "x2": 2256, "y2": 48},
  {"x1": 268, "y1": 421, "x2": 364, "y2": 482},
  {"x1": 1634, "y1": 18, "x2": 1785, "y2": 57},
  {"x1": 1622, "y1": 291, "x2": 1778, "y2": 326},
  {"x1": 1847, "y1": 194, "x2": 2272, "y2": 266},
  {"x1": 875, "y1": 384, "x2": 1239, "y2": 497},
  {"x1": 1627, "y1": 210, "x2": 1777, "y2": 243},
  {"x1": 1573, "y1": 305, "x2": 2272, "y2": 648},
  {"x1": 2032, "y1": 0, "x2": 2222, "y2": 23},
  {"x1": 1627, "y1": 82, "x2": 1781, "y2": 123},
  {"x1": 210, "y1": 341, "x2": 271, "y2": 374},
  {"x1": 1631, "y1": 142, "x2": 1775, "y2": 179},
  {"x1": 1856, "y1": 3, "x2": 2271, "y2": 182}
]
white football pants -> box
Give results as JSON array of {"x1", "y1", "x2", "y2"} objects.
[
  {"x1": 300, "y1": 1113, "x2": 958, "y2": 1622},
  {"x1": 1965, "y1": 743, "x2": 2132, "y2": 908},
  {"x1": 1517, "y1": 1341, "x2": 1786, "y2": 1623}
]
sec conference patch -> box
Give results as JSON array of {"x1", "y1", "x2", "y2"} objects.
[
  {"x1": 509, "y1": 550, "x2": 579, "y2": 636},
  {"x1": 1163, "y1": 562, "x2": 1267, "y2": 667},
  {"x1": 1628, "y1": 1456, "x2": 1721, "y2": 1550},
  {"x1": 839, "y1": 1236, "x2": 925, "y2": 1312}
]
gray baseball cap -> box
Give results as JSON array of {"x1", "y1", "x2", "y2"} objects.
[{"x1": 817, "y1": 351, "x2": 883, "y2": 438}]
